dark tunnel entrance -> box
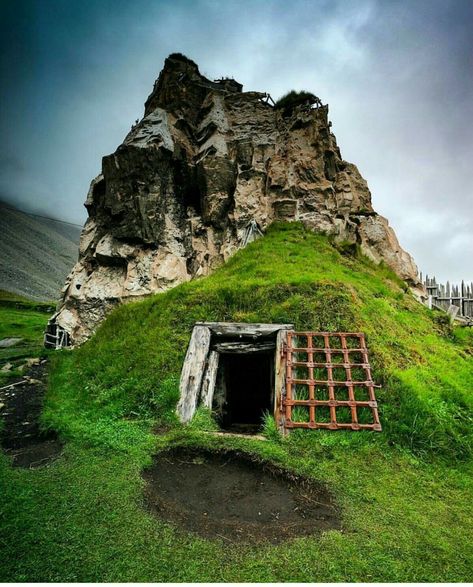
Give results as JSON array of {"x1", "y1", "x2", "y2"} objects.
[{"x1": 217, "y1": 352, "x2": 274, "y2": 433}]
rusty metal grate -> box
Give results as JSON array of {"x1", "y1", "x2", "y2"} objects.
[{"x1": 282, "y1": 332, "x2": 381, "y2": 431}]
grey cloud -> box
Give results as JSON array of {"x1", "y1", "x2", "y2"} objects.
[{"x1": 0, "y1": 0, "x2": 471, "y2": 281}]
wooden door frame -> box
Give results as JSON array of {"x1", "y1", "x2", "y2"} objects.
[{"x1": 177, "y1": 322, "x2": 293, "y2": 425}]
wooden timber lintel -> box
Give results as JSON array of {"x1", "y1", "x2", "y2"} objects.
[
  {"x1": 195, "y1": 321, "x2": 293, "y2": 338},
  {"x1": 212, "y1": 341, "x2": 275, "y2": 353}
]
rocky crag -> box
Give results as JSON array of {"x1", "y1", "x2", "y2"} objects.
[{"x1": 47, "y1": 53, "x2": 418, "y2": 346}]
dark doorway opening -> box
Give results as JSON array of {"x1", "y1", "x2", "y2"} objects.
[{"x1": 217, "y1": 352, "x2": 274, "y2": 433}]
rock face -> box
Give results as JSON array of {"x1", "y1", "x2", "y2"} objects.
[{"x1": 47, "y1": 53, "x2": 419, "y2": 345}]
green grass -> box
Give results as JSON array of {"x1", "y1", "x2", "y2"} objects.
[
  {"x1": 1, "y1": 434, "x2": 472, "y2": 582},
  {"x1": 43, "y1": 223, "x2": 473, "y2": 459},
  {"x1": 275, "y1": 89, "x2": 319, "y2": 114},
  {"x1": 1, "y1": 223, "x2": 472, "y2": 581},
  {"x1": 0, "y1": 290, "x2": 53, "y2": 384}
]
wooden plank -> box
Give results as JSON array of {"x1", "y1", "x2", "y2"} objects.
[
  {"x1": 200, "y1": 350, "x2": 219, "y2": 409},
  {"x1": 177, "y1": 325, "x2": 211, "y2": 423},
  {"x1": 196, "y1": 321, "x2": 293, "y2": 338},
  {"x1": 212, "y1": 341, "x2": 275, "y2": 353},
  {"x1": 212, "y1": 359, "x2": 227, "y2": 419},
  {"x1": 448, "y1": 305, "x2": 460, "y2": 320},
  {"x1": 274, "y1": 328, "x2": 288, "y2": 432},
  {"x1": 241, "y1": 220, "x2": 264, "y2": 247}
]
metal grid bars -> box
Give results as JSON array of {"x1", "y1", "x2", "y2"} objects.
[{"x1": 283, "y1": 332, "x2": 381, "y2": 431}]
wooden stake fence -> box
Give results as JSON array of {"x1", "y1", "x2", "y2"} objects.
[{"x1": 421, "y1": 274, "x2": 473, "y2": 318}]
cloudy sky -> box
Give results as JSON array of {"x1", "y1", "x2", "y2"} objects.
[{"x1": 1, "y1": 0, "x2": 472, "y2": 283}]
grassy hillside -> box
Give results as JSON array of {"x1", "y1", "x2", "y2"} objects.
[
  {"x1": 45, "y1": 222, "x2": 473, "y2": 458},
  {"x1": 1, "y1": 223, "x2": 472, "y2": 581},
  {"x1": 0, "y1": 290, "x2": 52, "y2": 384}
]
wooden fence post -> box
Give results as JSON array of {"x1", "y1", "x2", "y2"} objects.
[{"x1": 422, "y1": 274, "x2": 473, "y2": 319}]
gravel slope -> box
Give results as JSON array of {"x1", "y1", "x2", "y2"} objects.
[{"x1": 0, "y1": 202, "x2": 82, "y2": 301}]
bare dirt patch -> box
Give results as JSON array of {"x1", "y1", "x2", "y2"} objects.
[
  {"x1": 0, "y1": 361, "x2": 62, "y2": 468},
  {"x1": 143, "y1": 447, "x2": 341, "y2": 543}
]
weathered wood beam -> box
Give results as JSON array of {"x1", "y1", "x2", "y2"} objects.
[
  {"x1": 177, "y1": 325, "x2": 211, "y2": 423},
  {"x1": 212, "y1": 341, "x2": 276, "y2": 353},
  {"x1": 196, "y1": 321, "x2": 293, "y2": 338},
  {"x1": 274, "y1": 328, "x2": 289, "y2": 433},
  {"x1": 200, "y1": 350, "x2": 219, "y2": 409}
]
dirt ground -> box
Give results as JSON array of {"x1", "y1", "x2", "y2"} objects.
[
  {"x1": 0, "y1": 362, "x2": 62, "y2": 468},
  {"x1": 143, "y1": 447, "x2": 341, "y2": 544}
]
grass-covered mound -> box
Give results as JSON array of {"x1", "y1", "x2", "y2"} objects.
[
  {"x1": 46, "y1": 223, "x2": 472, "y2": 459},
  {"x1": 1, "y1": 223, "x2": 472, "y2": 582}
]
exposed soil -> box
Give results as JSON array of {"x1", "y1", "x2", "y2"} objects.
[
  {"x1": 0, "y1": 361, "x2": 62, "y2": 468},
  {"x1": 143, "y1": 447, "x2": 341, "y2": 544}
]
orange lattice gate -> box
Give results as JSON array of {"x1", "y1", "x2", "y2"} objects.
[{"x1": 281, "y1": 332, "x2": 381, "y2": 431}]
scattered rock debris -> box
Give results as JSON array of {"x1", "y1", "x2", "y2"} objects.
[
  {"x1": 25, "y1": 357, "x2": 41, "y2": 367},
  {"x1": 0, "y1": 361, "x2": 62, "y2": 468},
  {"x1": 0, "y1": 338, "x2": 23, "y2": 348},
  {"x1": 143, "y1": 447, "x2": 341, "y2": 544}
]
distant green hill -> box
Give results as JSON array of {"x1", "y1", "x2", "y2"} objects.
[{"x1": 0, "y1": 202, "x2": 82, "y2": 301}]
